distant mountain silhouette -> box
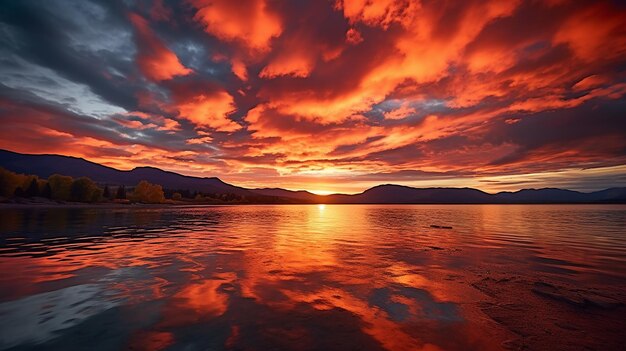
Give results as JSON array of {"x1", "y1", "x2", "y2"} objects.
[
  {"x1": 323, "y1": 184, "x2": 493, "y2": 204},
  {"x1": 0, "y1": 149, "x2": 253, "y2": 196},
  {"x1": 253, "y1": 188, "x2": 323, "y2": 201},
  {"x1": 1, "y1": 149, "x2": 624, "y2": 203},
  {"x1": 585, "y1": 187, "x2": 626, "y2": 203},
  {"x1": 320, "y1": 185, "x2": 626, "y2": 204},
  {"x1": 493, "y1": 188, "x2": 587, "y2": 203}
]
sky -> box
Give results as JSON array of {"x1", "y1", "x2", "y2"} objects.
[{"x1": 0, "y1": 0, "x2": 625, "y2": 194}]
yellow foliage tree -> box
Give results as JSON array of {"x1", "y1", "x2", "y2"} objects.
[
  {"x1": 131, "y1": 180, "x2": 164, "y2": 203},
  {"x1": 0, "y1": 167, "x2": 25, "y2": 196}
]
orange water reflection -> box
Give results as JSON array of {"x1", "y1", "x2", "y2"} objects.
[{"x1": 0, "y1": 205, "x2": 625, "y2": 350}]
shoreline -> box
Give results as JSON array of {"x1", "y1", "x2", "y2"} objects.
[
  {"x1": 0, "y1": 200, "x2": 220, "y2": 209},
  {"x1": 1, "y1": 201, "x2": 625, "y2": 209}
]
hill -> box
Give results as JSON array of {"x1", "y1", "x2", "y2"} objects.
[
  {"x1": 0, "y1": 149, "x2": 253, "y2": 196},
  {"x1": 2, "y1": 149, "x2": 624, "y2": 204}
]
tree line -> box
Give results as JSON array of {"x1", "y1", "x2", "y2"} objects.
[
  {"x1": 0, "y1": 167, "x2": 284, "y2": 204},
  {"x1": 0, "y1": 167, "x2": 165, "y2": 203}
]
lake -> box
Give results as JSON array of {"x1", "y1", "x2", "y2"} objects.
[{"x1": 0, "y1": 205, "x2": 625, "y2": 350}]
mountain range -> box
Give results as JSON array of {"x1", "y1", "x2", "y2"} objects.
[{"x1": 1, "y1": 149, "x2": 625, "y2": 204}]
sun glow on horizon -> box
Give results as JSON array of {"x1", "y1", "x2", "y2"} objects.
[{"x1": 308, "y1": 189, "x2": 335, "y2": 196}]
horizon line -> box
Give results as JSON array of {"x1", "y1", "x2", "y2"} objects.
[{"x1": 2, "y1": 148, "x2": 624, "y2": 196}]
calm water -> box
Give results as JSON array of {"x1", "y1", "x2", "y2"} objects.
[{"x1": 0, "y1": 205, "x2": 625, "y2": 351}]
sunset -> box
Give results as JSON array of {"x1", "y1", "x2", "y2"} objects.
[
  {"x1": 0, "y1": 1, "x2": 625, "y2": 350},
  {"x1": 1, "y1": 0, "x2": 625, "y2": 193}
]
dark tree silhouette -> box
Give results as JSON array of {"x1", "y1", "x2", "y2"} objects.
[
  {"x1": 116, "y1": 185, "x2": 126, "y2": 199},
  {"x1": 14, "y1": 187, "x2": 25, "y2": 197},
  {"x1": 42, "y1": 183, "x2": 52, "y2": 198},
  {"x1": 48, "y1": 174, "x2": 73, "y2": 201},
  {"x1": 69, "y1": 177, "x2": 102, "y2": 202},
  {"x1": 25, "y1": 179, "x2": 39, "y2": 197},
  {"x1": 103, "y1": 185, "x2": 110, "y2": 199}
]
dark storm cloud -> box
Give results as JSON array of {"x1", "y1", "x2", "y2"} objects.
[
  {"x1": 0, "y1": 0, "x2": 141, "y2": 110},
  {"x1": 0, "y1": 83, "x2": 200, "y2": 154},
  {"x1": 488, "y1": 99, "x2": 626, "y2": 167}
]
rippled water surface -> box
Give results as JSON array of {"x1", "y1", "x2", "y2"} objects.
[{"x1": 0, "y1": 205, "x2": 625, "y2": 350}]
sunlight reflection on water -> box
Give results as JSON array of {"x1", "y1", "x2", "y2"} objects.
[{"x1": 0, "y1": 205, "x2": 625, "y2": 350}]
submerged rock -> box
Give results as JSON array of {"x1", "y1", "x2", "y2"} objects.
[{"x1": 430, "y1": 225, "x2": 453, "y2": 229}]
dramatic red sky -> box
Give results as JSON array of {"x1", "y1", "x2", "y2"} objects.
[{"x1": 1, "y1": 0, "x2": 625, "y2": 194}]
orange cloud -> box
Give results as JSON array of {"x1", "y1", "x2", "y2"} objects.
[
  {"x1": 190, "y1": 0, "x2": 282, "y2": 52},
  {"x1": 251, "y1": 1, "x2": 523, "y2": 126},
  {"x1": 345, "y1": 28, "x2": 363, "y2": 45},
  {"x1": 230, "y1": 58, "x2": 248, "y2": 81},
  {"x1": 129, "y1": 13, "x2": 192, "y2": 81},
  {"x1": 554, "y1": 3, "x2": 626, "y2": 62},
  {"x1": 383, "y1": 103, "x2": 416, "y2": 120},
  {"x1": 509, "y1": 83, "x2": 626, "y2": 113},
  {"x1": 572, "y1": 75, "x2": 610, "y2": 91},
  {"x1": 259, "y1": 49, "x2": 314, "y2": 78},
  {"x1": 176, "y1": 91, "x2": 240, "y2": 132},
  {"x1": 113, "y1": 118, "x2": 157, "y2": 130},
  {"x1": 258, "y1": 2, "x2": 348, "y2": 79},
  {"x1": 122, "y1": 111, "x2": 182, "y2": 133},
  {"x1": 186, "y1": 136, "x2": 213, "y2": 145},
  {"x1": 337, "y1": 0, "x2": 420, "y2": 28}
]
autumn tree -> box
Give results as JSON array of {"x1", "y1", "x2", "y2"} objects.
[
  {"x1": 1, "y1": 169, "x2": 105, "y2": 202},
  {"x1": 131, "y1": 180, "x2": 164, "y2": 203},
  {"x1": 48, "y1": 174, "x2": 73, "y2": 201},
  {"x1": 70, "y1": 177, "x2": 102, "y2": 202},
  {"x1": 0, "y1": 167, "x2": 25, "y2": 197}
]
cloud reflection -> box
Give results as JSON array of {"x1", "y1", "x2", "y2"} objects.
[{"x1": 1, "y1": 205, "x2": 625, "y2": 349}]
